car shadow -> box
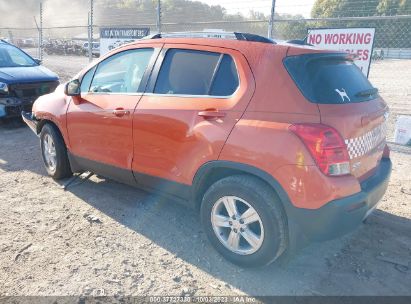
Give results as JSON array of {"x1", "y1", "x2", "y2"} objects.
[{"x1": 64, "y1": 175, "x2": 411, "y2": 296}]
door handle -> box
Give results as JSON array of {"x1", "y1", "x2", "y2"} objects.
[
  {"x1": 198, "y1": 109, "x2": 226, "y2": 120},
  {"x1": 112, "y1": 108, "x2": 130, "y2": 117}
]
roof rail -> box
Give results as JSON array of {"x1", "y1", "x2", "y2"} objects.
[
  {"x1": 144, "y1": 31, "x2": 276, "y2": 44},
  {"x1": 286, "y1": 37, "x2": 313, "y2": 46}
]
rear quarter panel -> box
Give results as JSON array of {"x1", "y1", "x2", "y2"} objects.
[{"x1": 220, "y1": 44, "x2": 361, "y2": 209}]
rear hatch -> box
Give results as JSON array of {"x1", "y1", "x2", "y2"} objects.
[{"x1": 284, "y1": 52, "x2": 388, "y2": 180}]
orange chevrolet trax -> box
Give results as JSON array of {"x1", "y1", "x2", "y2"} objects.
[{"x1": 22, "y1": 32, "x2": 392, "y2": 267}]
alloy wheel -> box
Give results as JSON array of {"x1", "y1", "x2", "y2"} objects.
[
  {"x1": 42, "y1": 133, "x2": 57, "y2": 171},
  {"x1": 211, "y1": 196, "x2": 264, "y2": 255}
]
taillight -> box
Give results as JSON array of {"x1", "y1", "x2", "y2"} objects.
[{"x1": 289, "y1": 123, "x2": 350, "y2": 176}]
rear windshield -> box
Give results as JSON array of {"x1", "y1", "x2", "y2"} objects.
[{"x1": 284, "y1": 54, "x2": 377, "y2": 104}]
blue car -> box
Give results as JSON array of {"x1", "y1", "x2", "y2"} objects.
[{"x1": 0, "y1": 40, "x2": 59, "y2": 119}]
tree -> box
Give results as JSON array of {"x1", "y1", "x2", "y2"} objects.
[
  {"x1": 311, "y1": 0, "x2": 411, "y2": 48},
  {"x1": 312, "y1": 0, "x2": 410, "y2": 17},
  {"x1": 312, "y1": 0, "x2": 380, "y2": 17},
  {"x1": 274, "y1": 14, "x2": 307, "y2": 40},
  {"x1": 377, "y1": 0, "x2": 411, "y2": 15},
  {"x1": 399, "y1": 0, "x2": 411, "y2": 14}
]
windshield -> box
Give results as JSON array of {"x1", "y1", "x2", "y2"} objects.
[
  {"x1": 284, "y1": 53, "x2": 377, "y2": 104},
  {"x1": 0, "y1": 44, "x2": 38, "y2": 68}
]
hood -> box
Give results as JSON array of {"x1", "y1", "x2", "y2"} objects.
[{"x1": 0, "y1": 65, "x2": 59, "y2": 84}]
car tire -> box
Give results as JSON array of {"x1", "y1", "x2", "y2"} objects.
[
  {"x1": 40, "y1": 123, "x2": 72, "y2": 180},
  {"x1": 200, "y1": 175, "x2": 288, "y2": 268}
]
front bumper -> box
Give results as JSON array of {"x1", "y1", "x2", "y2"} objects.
[
  {"x1": 0, "y1": 99, "x2": 34, "y2": 118},
  {"x1": 21, "y1": 111, "x2": 39, "y2": 135},
  {"x1": 289, "y1": 158, "x2": 392, "y2": 241}
]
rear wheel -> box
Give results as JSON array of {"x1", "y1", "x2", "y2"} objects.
[
  {"x1": 200, "y1": 175, "x2": 288, "y2": 267},
  {"x1": 40, "y1": 124, "x2": 72, "y2": 179}
]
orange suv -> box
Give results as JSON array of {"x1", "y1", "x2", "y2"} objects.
[{"x1": 23, "y1": 32, "x2": 392, "y2": 267}]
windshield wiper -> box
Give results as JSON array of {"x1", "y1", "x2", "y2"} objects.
[{"x1": 355, "y1": 88, "x2": 378, "y2": 98}]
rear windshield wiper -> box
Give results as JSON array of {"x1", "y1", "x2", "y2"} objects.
[{"x1": 355, "y1": 88, "x2": 378, "y2": 98}]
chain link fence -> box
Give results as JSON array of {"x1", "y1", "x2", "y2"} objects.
[
  {"x1": 1, "y1": 1, "x2": 410, "y2": 60},
  {"x1": 0, "y1": 0, "x2": 410, "y2": 141}
]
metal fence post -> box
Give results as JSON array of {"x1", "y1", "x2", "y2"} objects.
[
  {"x1": 40, "y1": 2, "x2": 43, "y2": 61},
  {"x1": 156, "y1": 0, "x2": 162, "y2": 34},
  {"x1": 88, "y1": 0, "x2": 94, "y2": 62},
  {"x1": 268, "y1": 0, "x2": 276, "y2": 39}
]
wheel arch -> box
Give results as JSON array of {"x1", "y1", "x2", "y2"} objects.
[
  {"x1": 37, "y1": 119, "x2": 70, "y2": 152},
  {"x1": 192, "y1": 161, "x2": 293, "y2": 213},
  {"x1": 192, "y1": 161, "x2": 307, "y2": 253},
  {"x1": 37, "y1": 119, "x2": 61, "y2": 137}
]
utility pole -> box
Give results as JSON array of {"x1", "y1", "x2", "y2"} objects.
[
  {"x1": 88, "y1": 0, "x2": 94, "y2": 62},
  {"x1": 268, "y1": 0, "x2": 276, "y2": 39},
  {"x1": 156, "y1": 0, "x2": 162, "y2": 34}
]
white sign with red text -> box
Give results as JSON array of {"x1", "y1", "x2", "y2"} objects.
[{"x1": 307, "y1": 28, "x2": 375, "y2": 77}]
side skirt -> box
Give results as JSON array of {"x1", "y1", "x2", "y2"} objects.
[
  {"x1": 67, "y1": 152, "x2": 194, "y2": 208},
  {"x1": 67, "y1": 152, "x2": 136, "y2": 187}
]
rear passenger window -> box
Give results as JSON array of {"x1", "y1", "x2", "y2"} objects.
[{"x1": 154, "y1": 49, "x2": 239, "y2": 97}]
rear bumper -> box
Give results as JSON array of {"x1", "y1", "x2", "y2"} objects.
[
  {"x1": 21, "y1": 111, "x2": 39, "y2": 135},
  {"x1": 289, "y1": 158, "x2": 392, "y2": 241}
]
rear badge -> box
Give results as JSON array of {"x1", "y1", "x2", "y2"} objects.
[{"x1": 335, "y1": 88, "x2": 351, "y2": 102}]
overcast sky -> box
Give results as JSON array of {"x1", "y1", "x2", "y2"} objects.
[{"x1": 196, "y1": 0, "x2": 316, "y2": 18}]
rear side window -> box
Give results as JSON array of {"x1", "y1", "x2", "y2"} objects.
[
  {"x1": 210, "y1": 55, "x2": 239, "y2": 96},
  {"x1": 154, "y1": 49, "x2": 239, "y2": 96},
  {"x1": 284, "y1": 54, "x2": 377, "y2": 104}
]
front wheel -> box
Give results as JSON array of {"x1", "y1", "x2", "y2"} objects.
[
  {"x1": 200, "y1": 175, "x2": 288, "y2": 267},
  {"x1": 40, "y1": 124, "x2": 72, "y2": 180}
]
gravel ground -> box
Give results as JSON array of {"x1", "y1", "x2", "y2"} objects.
[{"x1": 0, "y1": 53, "x2": 410, "y2": 296}]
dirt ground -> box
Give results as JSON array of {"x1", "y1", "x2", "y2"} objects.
[{"x1": 0, "y1": 53, "x2": 410, "y2": 296}]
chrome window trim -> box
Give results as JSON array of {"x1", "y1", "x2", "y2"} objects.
[
  {"x1": 82, "y1": 92, "x2": 144, "y2": 97},
  {"x1": 84, "y1": 81, "x2": 241, "y2": 99},
  {"x1": 142, "y1": 89, "x2": 239, "y2": 100}
]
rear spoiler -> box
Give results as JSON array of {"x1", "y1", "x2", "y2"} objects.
[
  {"x1": 286, "y1": 37, "x2": 313, "y2": 46},
  {"x1": 286, "y1": 51, "x2": 358, "y2": 63}
]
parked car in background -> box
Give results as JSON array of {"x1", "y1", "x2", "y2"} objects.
[
  {"x1": 82, "y1": 42, "x2": 100, "y2": 57},
  {"x1": 23, "y1": 32, "x2": 391, "y2": 267},
  {"x1": 0, "y1": 40, "x2": 59, "y2": 119},
  {"x1": 108, "y1": 39, "x2": 135, "y2": 51},
  {"x1": 0, "y1": 37, "x2": 11, "y2": 44},
  {"x1": 15, "y1": 38, "x2": 36, "y2": 48},
  {"x1": 23, "y1": 38, "x2": 36, "y2": 48},
  {"x1": 44, "y1": 40, "x2": 84, "y2": 56}
]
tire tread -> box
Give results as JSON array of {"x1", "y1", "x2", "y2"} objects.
[{"x1": 40, "y1": 123, "x2": 72, "y2": 180}]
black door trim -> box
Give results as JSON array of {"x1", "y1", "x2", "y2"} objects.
[
  {"x1": 68, "y1": 152, "x2": 137, "y2": 187},
  {"x1": 67, "y1": 152, "x2": 193, "y2": 206}
]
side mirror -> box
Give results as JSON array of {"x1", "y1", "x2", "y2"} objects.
[
  {"x1": 34, "y1": 58, "x2": 42, "y2": 65},
  {"x1": 65, "y1": 79, "x2": 81, "y2": 96}
]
